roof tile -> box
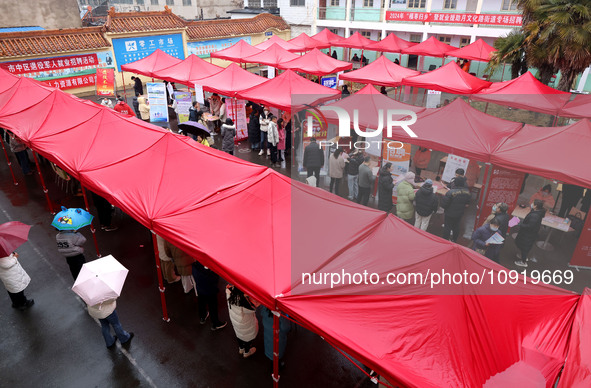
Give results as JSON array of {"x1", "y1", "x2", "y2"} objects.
[
  {"x1": 186, "y1": 13, "x2": 289, "y2": 41},
  {"x1": 104, "y1": 7, "x2": 186, "y2": 33}
]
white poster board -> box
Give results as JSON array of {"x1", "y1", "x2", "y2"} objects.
[
  {"x1": 425, "y1": 90, "x2": 442, "y2": 108},
  {"x1": 441, "y1": 154, "x2": 470, "y2": 183},
  {"x1": 193, "y1": 83, "x2": 204, "y2": 105},
  {"x1": 146, "y1": 82, "x2": 168, "y2": 123},
  {"x1": 267, "y1": 66, "x2": 275, "y2": 79}
]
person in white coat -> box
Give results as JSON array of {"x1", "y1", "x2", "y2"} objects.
[
  {"x1": 87, "y1": 298, "x2": 134, "y2": 349},
  {"x1": 0, "y1": 252, "x2": 34, "y2": 310},
  {"x1": 226, "y1": 284, "x2": 260, "y2": 358}
]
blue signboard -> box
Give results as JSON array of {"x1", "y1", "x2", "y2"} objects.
[
  {"x1": 112, "y1": 33, "x2": 184, "y2": 71},
  {"x1": 187, "y1": 36, "x2": 252, "y2": 58},
  {"x1": 321, "y1": 76, "x2": 337, "y2": 89},
  {"x1": 265, "y1": 31, "x2": 273, "y2": 36}
]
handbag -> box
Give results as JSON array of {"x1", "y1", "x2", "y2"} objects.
[{"x1": 567, "y1": 212, "x2": 585, "y2": 236}]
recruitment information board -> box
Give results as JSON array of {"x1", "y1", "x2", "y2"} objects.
[
  {"x1": 187, "y1": 37, "x2": 252, "y2": 58},
  {"x1": 112, "y1": 34, "x2": 185, "y2": 71}
]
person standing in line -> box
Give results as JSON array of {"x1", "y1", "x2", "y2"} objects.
[
  {"x1": 303, "y1": 138, "x2": 324, "y2": 187},
  {"x1": 345, "y1": 150, "x2": 364, "y2": 201},
  {"x1": 329, "y1": 148, "x2": 346, "y2": 196},
  {"x1": 440, "y1": 176, "x2": 471, "y2": 243},
  {"x1": 377, "y1": 163, "x2": 394, "y2": 213},
  {"x1": 100, "y1": 98, "x2": 113, "y2": 109},
  {"x1": 226, "y1": 284, "x2": 260, "y2": 358},
  {"x1": 192, "y1": 260, "x2": 227, "y2": 331},
  {"x1": 261, "y1": 306, "x2": 290, "y2": 370},
  {"x1": 447, "y1": 168, "x2": 465, "y2": 190},
  {"x1": 412, "y1": 147, "x2": 431, "y2": 179},
  {"x1": 138, "y1": 96, "x2": 150, "y2": 122},
  {"x1": 514, "y1": 199, "x2": 546, "y2": 267},
  {"x1": 258, "y1": 107, "x2": 271, "y2": 156},
  {"x1": 357, "y1": 156, "x2": 375, "y2": 206},
  {"x1": 395, "y1": 172, "x2": 416, "y2": 224},
  {"x1": 482, "y1": 202, "x2": 510, "y2": 238},
  {"x1": 56, "y1": 229, "x2": 87, "y2": 280},
  {"x1": 248, "y1": 109, "x2": 261, "y2": 152},
  {"x1": 131, "y1": 76, "x2": 143, "y2": 96},
  {"x1": 113, "y1": 95, "x2": 133, "y2": 116},
  {"x1": 87, "y1": 298, "x2": 134, "y2": 349},
  {"x1": 267, "y1": 115, "x2": 280, "y2": 166},
  {"x1": 163, "y1": 240, "x2": 196, "y2": 294},
  {"x1": 8, "y1": 133, "x2": 32, "y2": 176},
  {"x1": 414, "y1": 179, "x2": 439, "y2": 231},
  {"x1": 156, "y1": 235, "x2": 180, "y2": 284},
  {"x1": 558, "y1": 184, "x2": 584, "y2": 217},
  {"x1": 221, "y1": 118, "x2": 236, "y2": 155},
  {"x1": 132, "y1": 92, "x2": 141, "y2": 119},
  {"x1": 0, "y1": 252, "x2": 34, "y2": 310},
  {"x1": 167, "y1": 102, "x2": 179, "y2": 133},
  {"x1": 90, "y1": 191, "x2": 118, "y2": 232},
  {"x1": 471, "y1": 218, "x2": 502, "y2": 263},
  {"x1": 277, "y1": 118, "x2": 286, "y2": 163}
]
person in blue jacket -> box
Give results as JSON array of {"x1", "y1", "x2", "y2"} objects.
[{"x1": 471, "y1": 217, "x2": 502, "y2": 263}]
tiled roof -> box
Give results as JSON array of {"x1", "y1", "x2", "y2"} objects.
[
  {"x1": 0, "y1": 27, "x2": 110, "y2": 58},
  {"x1": 186, "y1": 13, "x2": 290, "y2": 41},
  {"x1": 104, "y1": 6, "x2": 186, "y2": 33}
]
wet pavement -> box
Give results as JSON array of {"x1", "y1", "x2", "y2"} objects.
[{"x1": 2, "y1": 121, "x2": 589, "y2": 388}]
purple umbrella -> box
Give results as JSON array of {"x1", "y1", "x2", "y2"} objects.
[{"x1": 178, "y1": 121, "x2": 211, "y2": 139}]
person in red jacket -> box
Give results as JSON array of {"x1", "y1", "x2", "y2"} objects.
[
  {"x1": 412, "y1": 147, "x2": 431, "y2": 179},
  {"x1": 113, "y1": 95, "x2": 133, "y2": 117}
]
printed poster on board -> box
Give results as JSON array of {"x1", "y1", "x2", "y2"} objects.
[
  {"x1": 96, "y1": 68, "x2": 115, "y2": 97},
  {"x1": 146, "y1": 82, "x2": 168, "y2": 123},
  {"x1": 382, "y1": 141, "x2": 412, "y2": 199},
  {"x1": 441, "y1": 154, "x2": 469, "y2": 183},
  {"x1": 174, "y1": 91, "x2": 192, "y2": 123},
  {"x1": 226, "y1": 99, "x2": 248, "y2": 141}
]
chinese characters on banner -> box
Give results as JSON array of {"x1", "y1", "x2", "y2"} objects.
[
  {"x1": 96, "y1": 68, "x2": 115, "y2": 97},
  {"x1": 477, "y1": 166, "x2": 525, "y2": 228},
  {"x1": 146, "y1": 82, "x2": 169, "y2": 123},
  {"x1": 226, "y1": 99, "x2": 248, "y2": 141},
  {"x1": 441, "y1": 154, "x2": 470, "y2": 183},
  {"x1": 381, "y1": 141, "x2": 411, "y2": 199},
  {"x1": 385, "y1": 11, "x2": 523, "y2": 26},
  {"x1": 40, "y1": 75, "x2": 97, "y2": 90},
  {"x1": 187, "y1": 36, "x2": 252, "y2": 58},
  {"x1": 174, "y1": 91, "x2": 193, "y2": 123},
  {"x1": 111, "y1": 34, "x2": 184, "y2": 71},
  {"x1": 570, "y1": 214, "x2": 591, "y2": 268},
  {"x1": 1, "y1": 53, "x2": 99, "y2": 75}
]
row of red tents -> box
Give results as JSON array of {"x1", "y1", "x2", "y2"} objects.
[{"x1": 0, "y1": 68, "x2": 589, "y2": 387}]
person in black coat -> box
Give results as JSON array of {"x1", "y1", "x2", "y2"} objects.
[
  {"x1": 303, "y1": 138, "x2": 324, "y2": 187},
  {"x1": 440, "y1": 176, "x2": 471, "y2": 242},
  {"x1": 248, "y1": 109, "x2": 261, "y2": 151},
  {"x1": 377, "y1": 163, "x2": 394, "y2": 213},
  {"x1": 414, "y1": 179, "x2": 439, "y2": 231},
  {"x1": 131, "y1": 76, "x2": 143, "y2": 96},
  {"x1": 192, "y1": 261, "x2": 227, "y2": 330},
  {"x1": 472, "y1": 217, "x2": 502, "y2": 262},
  {"x1": 514, "y1": 199, "x2": 546, "y2": 267},
  {"x1": 558, "y1": 184, "x2": 585, "y2": 217},
  {"x1": 132, "y1": 92, "x2": 141, "y2": 119}
]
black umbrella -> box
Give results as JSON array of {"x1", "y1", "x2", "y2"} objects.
[{"x1": 178, "y1": 121, "x2": 211, "y2": 139}]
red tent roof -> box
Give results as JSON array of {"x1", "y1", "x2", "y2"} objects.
[
  {"x1": 559, "y1": 94, "x2": 591, "y2": 119},
  {"x1": 312, "y1": 28, "x2": 346, "y2": 45},
  {"x1": 287, "y1": 33, "x2": 331, "y2": 52},
  {"x1": 492, "y1": 119, "x2": 591, "y2": 188},
  {"x1": 190, "y1": 63, "x2": 268, "y2": 96},
  {"x1": 277, "y1": 48, "x2": 352, "y2": 76},
  {"x1": 152, "y1": 54, "x2": 223, "y2": 87},
  {"x1": 447, "y1": 38, "x2": 496, "y2": 62},
  {"x1": 473, "y1": 71, "x2": 570, "y2": 115},
  {"x1": 402, "y1": 61, "x2": 491, "y2": 94},
  {"x1": 254, "y1": 35, "x2": 301, "y2": 52},
  {"x1": 339, "y1": 55, "x2": 420, "y2": 86},
  {"x1": 242, "y1": 43, "x2": 300, "y2": 67},
  {"x1": 402, "y1": 36, "x2": 456, "y2": 57},
  {"x1": 120, "y1": 49, "x2": 183, "y2": 78},
  {"x1": 407, "y1": 98, "x2": 522, "y2": 161},
  {"x1": 366, "y1": 33, "x2": 415, "y2": 53},
  {"x1": 236, "y1": 69, "x2": 341, "y2": 112},
  {"x1": 333, "y1": 31, "x2": 376, "y2": 49},
  {"x1": 210, "y1": 39, "x2": 262, "y2": 63}
]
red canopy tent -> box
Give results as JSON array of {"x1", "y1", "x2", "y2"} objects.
[
  {"x1": 151, "y1": 54, "x2": 223, "y2": 87},
  {"x1": 287, "y1": 33, "x2": 331, "y2": 52},
  {"x1": 242, "y1": 43, "x2": 299, "y2": 67},
  {"x1": 366, "y1": 33, "x2": 415, "y2": 53},
  {"x1": 447, "y1": 38, "x2": 497, "y2": 62},
  {"x1": 339, "y1": 55, "x2": 420, "y2": 86},
  {"x1": 473, "y1": 71, "x2": 571, "y2": 116},
  {"x1": 236, "y1": 69, "x2": 341, "y2": 112},
  {"x1": 402, "y1": 36, "x2": 456, "y2": 57},
  {"x1": 277, "y1": 48, "x2": 352, "y2": 76},
  {"x1": 210, "y1": 39, "x2": 262, "y2": 63},
  {"x1": 491, "y1": 119, "x2": 591, "y2": 188},
  {"x1": 189, "y1": 63, "x2": 268, "y2": 96},
  {"x1": 333, "y1": 31, "x2": 376, "y2": 49},
  {"x1": 559, "y1": 93, "x2": 591, "y2": 119},
  {"x1": 254, "y1": 35, "x2": 301, "y2": 52},
  {"x1": 402, "y1": 61, "x2": 492, "y2": 94},
  {"x1": 312, "y1": 28, "x2": 347, "y2": 46},
  {"x1": 120, "y1": 49, "x2": 183, "y2": 78}
]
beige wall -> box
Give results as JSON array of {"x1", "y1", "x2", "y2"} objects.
[{"x1": 0, "y1": 0, "x2": 81, "y2": 30}]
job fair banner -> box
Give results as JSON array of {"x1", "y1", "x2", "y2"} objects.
[
  {"x1": 96, "y1": 68, "x2": 115, "y2": 97},
  {"x1": 226, "y1": 99, "x2": 248, "y2": 141},
  {"x1": 174, "y1": 91, "x2": 192, "y2": 123},
  {"x1": 477, "y1": 166, "x2": 525, "y2": 228},
  {"x1": 112, "y1": 34, "x2": 184, "y2": 71},
  {"x1": 187, "y1": 36, "x2": 252, "y2": 59},
  {"x1": 147, "y1": 82, "x2": 168, "y2": 123}
]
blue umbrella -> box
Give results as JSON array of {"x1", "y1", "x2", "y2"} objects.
[{"x1": 52, "y1": 206, "x2": 93, "y2": 231}]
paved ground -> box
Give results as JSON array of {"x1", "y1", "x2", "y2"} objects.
[{"x1": 1, "y1": 114, "x2": 589, "y2": 387}]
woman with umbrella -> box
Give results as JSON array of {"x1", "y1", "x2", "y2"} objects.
[
  {"x1": 53, "y1": 207, "x2": 93, "y2": 280},
  {"x1": 0, "y1": 221, "x2": 34, "y2": 310}
]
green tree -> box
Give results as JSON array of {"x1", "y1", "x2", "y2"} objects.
[{"x1": 487, "y1": 31, "x2": 528, "y2": 80}]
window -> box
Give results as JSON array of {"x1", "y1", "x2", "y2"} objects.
[
  {"x1": 459, "y1": 37, "x2": 470, "y2": 48},
  {"x1": 137, "y1": 0, "x2": 144, "y2": 4},
  {"x1": 409, "y1": 33, "x2": 422, "y2": 43},
  {"x1": 330, "y1": 0, "x2": 339, "y2": 6},
  {"x1": 165, "y1": 0, "x2": 173, "y2": 5},
  {"x1": 182, "y1": 0, "x2": 191, "y2": 5},
  {"x1": 443, "y1": 0, "x2": 457, "y2": 9},
  {"x1": 361, "y1": 31, "x2": 372, "y2": 38},
  {"x1": 438, "y1": 36, "x2": 451, "y2": 44},
  {"x1": 501, "y1": 0, "x2": 518, "y2": 11},
  {"x1": 329, "y1": 28, "x2": 340, "y2": 34},
  {"x1": 151, "y1": 0, "x2": 158, "y2": 4},
  {"x1": 290, "y1": 0, "x2": 305, "y2": 5},
  {"x1": 264, "y1": 0, "x2": 277, "y2": 7},
  {"x1": 363, "y1": 0, "x2": 373, "y2": 6},
  {"x1": 407, "y1": 0, "x2": 425, "y2": 8}
]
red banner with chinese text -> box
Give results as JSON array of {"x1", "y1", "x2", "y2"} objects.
[
  {"x1": 476, "y1": 166, "x2": 525, "y2": 229},
  {"x1": 0, "y1": 54, "x2": 99, "y2": 75},
  {"x1": 96, "y1": 68, "x2": 115, "y2": 97},
  {"x1": 385, "y1": 11, "x2": 522, "y2": 26},
  {"x1": 39, "y1": 74, "x2": 97, "y2": 90}
]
